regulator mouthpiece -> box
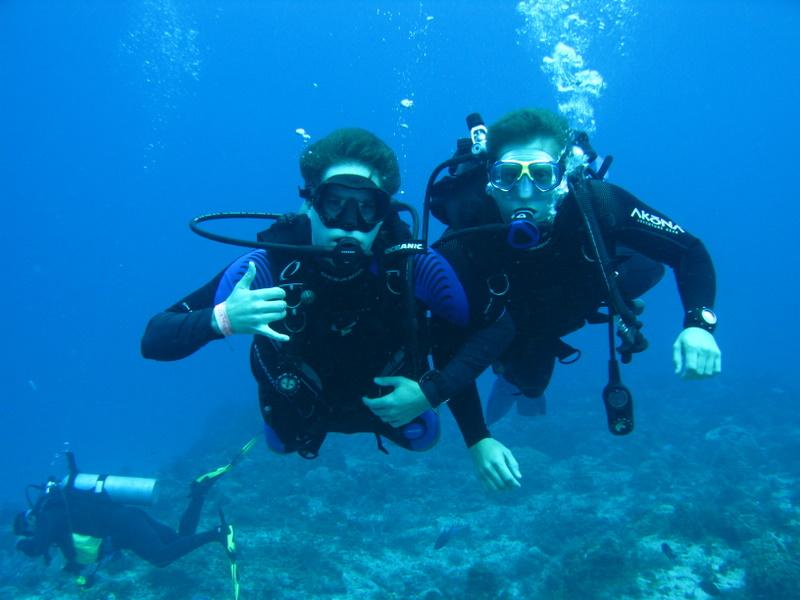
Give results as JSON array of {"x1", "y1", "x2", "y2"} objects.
[
  {"x1": 332, "y1": 237, "x2": 365, "y2": 268},
  {"x1": 507, "y1": 210, "x2": 542, "y2": 249}
]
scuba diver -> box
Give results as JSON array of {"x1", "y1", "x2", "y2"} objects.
[
  {"x1": 13, "y1": 452, "x2": 234, "y2": 589},
  {"x1": 141, "y1": 128, "x2": 521, "y2": 491},
  {"x1": 428, "y1": 107, "x2": 721, "y2": 448}
]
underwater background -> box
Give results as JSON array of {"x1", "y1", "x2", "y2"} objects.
[{"x1": 1, "y1": 1, "x2": 798, "y2": 598}]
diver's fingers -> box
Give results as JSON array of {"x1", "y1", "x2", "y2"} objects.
[
  {"x1": 695, "y1": 350, "x2": 708, "y2": 377},
  {"x1": 682, "y1": 346, "x2": 699, "y2": 378},
  {"x1": 250, "y1": 287, "x2": 287, "y2": 302},
  {"x1": 673, "y1": 340, "x2": 684, "y2": 375},
  {"x1": 234, "y1": 261, "x2": 257, "y2": 291},
  {"x1": 252, "y1": 288, "x2": 286, "y2": 312},
  {"x1": 504, "y1": 450, "x2": 523, "y2": 482},
  {"x1": 481, "y1": 470, "x2": 500, "y2": 492},
  {"x1": 475, "y1": 461, "x2": 498, "y2": 491},
  {"x1": 703, "y1": 349, "x2": 716, "y2": 377},
  {"x1": 362, "y1": 397, "x2": 397, "y2": 424},
  {"x1": 256, "y1": 324, "x2": 290, "y2": 342},
  {"x1": 374, "y1": 376, "x2": 404, "y2": 388},
  {"x1": 362, "y1": 392, "x2": 396, "y2": 410},
  {"x1": 249, "y1": 309, "x2": 286, "y2": 329},
  {"x1": 493, "y1": 461, "x2": 520, "y2": 490},
  {"x1": 708, "y1": 347, "x2": 721, "y2": 376},
  {"x1": 388, "y1": 416, "x2": 411, "y2": 428},
  {"x1": 254, "y1": 299, "x2": 288, "y2": 314},
  {"x1": 483, "y1": 463, "x2": 506, "y2": 491},
  {"x1": 714, "y1": 352, "x2": 722, "y2": 374}
]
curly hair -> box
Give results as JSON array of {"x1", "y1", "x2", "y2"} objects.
[
  {"x1": 299, "y1": 128, "x2": 400, "y2": 195},
  {"x1": 486, "y1": 108, "x2": 572, "y2": 162}
]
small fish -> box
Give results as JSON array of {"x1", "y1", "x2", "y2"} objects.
[
  {"x1": 660, "y1": 542, "x2": 677, "y2": 560},
  {"x1": 699, "y1": 580, "x2": 722, "y2": 597},
  {"x1": 434, "y1": 524, "x2": 469, "y2": 549},
  {"x1": 400, "y1": 98, "x2": 414, "y2": 108}
]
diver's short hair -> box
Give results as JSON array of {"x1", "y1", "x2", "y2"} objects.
[
  {"x1": 487, "y1": 108, "x2": 572, "y2": 162},
  {"x1": 299, "y1": 128, "x2": 400, "y2": 196}
]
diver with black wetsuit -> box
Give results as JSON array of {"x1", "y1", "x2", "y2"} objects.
[
  {"x1": 14, "y1": 475, "x2": 226, "y2": 573},
  {"x1": 142, "y1": 128, "x2": 521, "y2": 490},
  {"x1": 428, "y1": 108, "x2": 721, "y2": 453}
]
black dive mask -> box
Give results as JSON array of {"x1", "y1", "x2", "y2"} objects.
[{"x1": 310, "y1": 175, "x2": 390, "y2": 233}]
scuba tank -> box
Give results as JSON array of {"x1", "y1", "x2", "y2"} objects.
[
  {"x1": 65, "y1": 473, "x2": 159, "y2": 506},
  {"x1": 61, "y1": 451, "x2": 160, "y2": 506}
]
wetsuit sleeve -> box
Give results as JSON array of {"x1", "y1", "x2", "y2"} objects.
[
  {"x1": 414, "y1": 248, "x2": 513, "y2": 397},
  {"x1": 446, "y1": 382, "x2": 491, "y2": 448},
  {"x1": 420, "y1": 311, "x2": 513, "y2": 408},
  {"x1": 414, "y1": 249, "x2": 512, "y2": 446},
  {"x1": 140, "y1": 272, "x2": 225, "y2": 361},
  {"x1": 599, "y1": 182, "x2": 716, "y2": 316},
  {"x1": 140, "y1": 250, "x2": 273, "y2": 361}
]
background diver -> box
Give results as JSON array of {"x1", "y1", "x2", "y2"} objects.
[{"x1": 13, "y1": 453, "x2": 235, "y2": 590}]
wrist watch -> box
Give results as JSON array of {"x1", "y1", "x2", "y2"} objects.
[{"x1": 684, "y1": 307, "x2": 717, "y2": 334}]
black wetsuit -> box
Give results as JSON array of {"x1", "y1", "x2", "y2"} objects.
[
  {"x1": 433, "y1": 180, "x2": 716, "y2": 435},
  {"x1": 16, "y1": 488, "x2": 219, "y2": 569},
  {"x1": 142, "y1": 213, "x2": 512, "y2": 454}
]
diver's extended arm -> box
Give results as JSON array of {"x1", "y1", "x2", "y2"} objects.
[{"x1": 140, "y1": 272, "x2": 224, "y2": 361}]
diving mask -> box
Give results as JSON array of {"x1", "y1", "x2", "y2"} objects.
[
  {"x1": 488, "y1": 154, "x2": 563, "y2": 193},
  {"x1": 311, "y1": 174, "x2": 390, "y2": 233}
]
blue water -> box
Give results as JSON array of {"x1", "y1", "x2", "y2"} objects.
[{"x1": 1, "y1": 1, "x2": 798, "y2": 598}]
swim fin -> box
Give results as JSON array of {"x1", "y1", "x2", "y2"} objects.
[
  {"x1": 191, "y1": 436, "x2": 258, "y2": 497},
  {"x1": 218, "y1": 508, "x2": 240, "y2": 600}
]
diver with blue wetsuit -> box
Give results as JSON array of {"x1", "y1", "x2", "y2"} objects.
[{"x1": 142, "y1": 128, "x2": 521, "y2": 490}]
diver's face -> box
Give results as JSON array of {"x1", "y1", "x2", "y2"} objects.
[
  {"x1": 309, "y1": 162, "x2": 384, "y2": 253},
  {"x1": 488, "y1": 137, "x2": 565, "y2": 224}
]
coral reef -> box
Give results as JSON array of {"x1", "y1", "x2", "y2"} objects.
[{"x1": 2, "y1": 377, "x2": 796, "y2": 599}]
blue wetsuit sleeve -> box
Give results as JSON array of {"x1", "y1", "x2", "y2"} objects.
[
  {"x1": 413, "y1": 249, "x2": 470, "y2": 327},
  {"x1": 140, "y1": 250, "x2": 272, "y2": 361},
  {"x1": 213, "y1": 249, "x2": 274, "y2": 302}
]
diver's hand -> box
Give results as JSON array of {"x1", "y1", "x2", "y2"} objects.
[
  {"x1": 469, "y1": 438, "x2": 522, "y2": 492},
  {"x1": 214, "y1": 261, "x2": 289, "y2": 342},
  {"x1": 673, "y1": 327, "x2": 721, "y2": 378},
  {"x1": 362, "y1": 376, "x2": 431, "y2": 428}
]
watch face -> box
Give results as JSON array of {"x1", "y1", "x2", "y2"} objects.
[{"x1": 701, "y1": 308, "x2": 717, "y2": 325}]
